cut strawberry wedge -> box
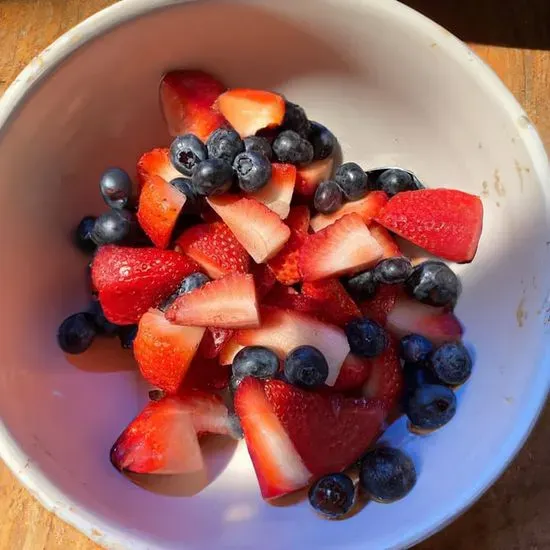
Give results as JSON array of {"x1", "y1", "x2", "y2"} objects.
[
  {"x1": 216, "y1": 89, "x2": 285, "y2": 138},
  {"x1": 136, "y1": 148, "x2": 182, "y2": 192},
  {"x1": 375, "y1": 188, "x2": 484, "y2": 263},
  {"x1": 251, "y1": 163, "x2": 296, "y2": 219},
  {"x1": 134, "y1": 308, "x2": 205, "y2": 394},
  {"x1": 332, "y1": 353, "x2": 373, "y2": 392},
  {"x1": 359, "y1": 285, "x2": 401, "y2": 326},
  {"x1": 252, "y1": 263, "x2": 277, "y2": 300},
  {"x1": 166, "y1": 273, "x2": 260, "y2": 329},
  {"x1": 160, "y1": 70, "x2": 226, "y2": 140},
  {"x1": 285, "y1": 205, "x2": 311, "y2": 234},
  {"x1": 295, "y1": 157, "x2": 334, "y2": 197},
  {"x1": 262, "y1": 285, "x2": 320, "y2": 318},
  {"x1": 207, "y1": 195, "x2": 290, "y2": 263},
  {"x1": 310, "y1": 191, "x2": 389, "y2": 232},
  {"x1": 198, "y1": 327, "x2": 234, "y2": 359},
  {"x1": 369, "y1": 222, "x2": 402, "y2": 258},
  {"x1": 183, "y1": 355, "x2": 231, "y2": 392},
  {"x1": 299, "y1": 213, "x2": 383, "y2": 281}
]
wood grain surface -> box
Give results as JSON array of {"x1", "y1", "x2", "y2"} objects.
[{"x1": 0, "y1": 1, "x2": 549, "y2": 549}]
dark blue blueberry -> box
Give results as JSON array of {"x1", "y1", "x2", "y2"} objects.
[
  {"x1": 308, "y1": 474, "x2": 356, "y2": 519},
  {"x1": 91, "y1": 210, "x2": 131, "y2": 245},
  {"x1": 400, "y1": 334, "x2": 433, "y2": 364},
  {"x1": 309, "y1": 121, "x2": 336, "y2": 161},
  {"x1": 75, "y1": 216, "x2": 97, "y2": 253},
  {"x1": 229, "y1": 375, "x2": 243, "y2": 395},
  {"x1": 88, "y1": 300, "x2": 119, "y2": 335},
  {"x1": 232, "y1": 346, "x2": 280, "y2": 380},
  {"x1": 284, "y1": 345, "x2": 329, "y2": 388},
  {"x1": 374, "y1": 257, "x2": 413, "y2": 285},
  {"x1": 149, "y1": 389, "x2": 165, "y2": 401},
  {"x1": 405, "y1": 260, "x2": 460, "y2": 308},
  {"x1": 99, "y1": 168, "x2": 132, "y2": 209},
  {"x1": 431, "y1": 342, "x2": 472, "y2": 386},
  {"x1": 405, "y1": 383, "x2": 456, "y2": 430},
  {"x1": 118, "y1": 325, "x2": 138, "y2": 349},
  {"x1": 162, "y1": 272, "x2": 210, "y2": 310},
  {"x1": 375, "y1": 169, "x2": 417, "y2": 196},
  {"x1": 206, "y1": 128, "x2": 244, "y2": 164},
  {"x1": 344, "y1": 270, "x2": 378, "y2": 301},
  {"x1": 244, "y1": 136, "x2": 273, "y2": 161},
  {"x1": 345, "y1": 318, "x2": 388, "y2": 358},
  {"x1": 170, "y1": 134, "x2": 208, "y2": 177},
  {"x1": 273, "y1": 130, "x2": 314, "y2": 166},
  {"x1": 169, "y1": 177, "x2": 200, "y2": 212},
  {"x1": 282, "y1": 101, "x2": 311, "y2": 138},
  {"x1": 192, "y1": 158, "x2": 234, "y2": 196},
  {"x1": 314, "y1": 180, "x2": 343, "y2": 214},
  {"x1": 359, "y1": 447, "x2": 416, "y2": 503},
  {"x1": 57, "y1": 313, "x2": 96, "y2": 354},
  {"x1": 233, "y1": 151, "x2": 272, "y2": 192},
  {"x1": 335, "y1": 162, "x2": 369, "y2": 201},
  {"x1": 403, "y1": 361, "x2": 440, "y2": 396}
]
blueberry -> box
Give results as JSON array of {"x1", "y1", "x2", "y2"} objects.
[
  {"x1": 57, "y1": 313, "x2": 96, "y2": 354},
  {"x1": 374, "y1": 257, "x2": 412, "y2": 285},
  {"x1": 403, "y1": 361, "x2": 440, "y2": 395},
  {"x1": 375, "y1": 169, "x2": 417, "y2": 196},
  {"x1": 244, "y1": 136, "x2": 273, "y2": 161},
  {"x1": 170, "y1": 134, "x2": 208, "y2": 177},
  {"x1": 232, "y1": 346, "x2": 280, "y2": 380},
  {"x1": 284, "y1": 345, "x2": 329, "y2": 388},
  {"x1": 169, "y1": 177, "x2": 200, "y2": 211},
  {"x1": 149, "y1": 389, "x2": 165, "y2": 401},
  {"x1": 227, "y1": 413, "x2": 244, "y2": 440},
  {"x1": 229, "y1": 375, "x2": 243, "y2": 395},
  {"x1": 405, "y1": 383, "x2": 456, "y2": 430},
  {"x1": 344, "y1": 270, "x2": 378, "y2": 301},
  {"x1": 282, "y1": 101, "x2": 311, "y2": 138},
  {"x1": 400, "y1": 334, "x2": 433, "y2": 364},
  {"x1": 88, "y1": 300, "x2": 119, "y2": 335},
  {"x1": 405, "y1": 260, "x2": 460, "y2": 308},
  {"x1": 431, "y1": 342, "x2": 472, "y2": 386},
  {"x1": 309, "y1": 121, "x2": 336, "y2": 161},
  {"x1": 314, "y1": 180, "x2": 343, "y2": 214},
  {"x1": 99, "y1": 167, "x2": 132, "y2": 209},
  {"x1": 75, "y1": 216, "x2": 97, "y2": 253},
  {"x1": 335, "y1": 162, "x2": 369, "y2": 201},
  {"x1": 345, "y1": 318, "x2": 388, "y2": 357},
  {"x1": 162, "y1": 272, "x2": 210, "y2": 310},
  {"x1": 206, "y1": 128, "x2": 244, "y2": 164},
  {"x1": 308, "y1": 473, "x2": 356, "y2": 519},
  {"x1": 192, "y1": 159, "x2": 234, "y2": 196},
  {"x1": 91, "y1": 209, "x2": 131, "y2": 245},
  {"x1": 118, "y1": 325, "x2": 138, "y2": 349},
  {"x1": 359, "y1": 447, "x2": 416, "y2": 503},
  {"x1": 233, "y1": 151, "x2": 272, "y2": 192},
  {"x1": 273, "y1": 130, "x2": 314, "y2": 166}
]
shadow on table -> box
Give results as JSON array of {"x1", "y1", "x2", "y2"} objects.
[{"x1": 402, "y1": 0, "x2": 550, "y2": 50}]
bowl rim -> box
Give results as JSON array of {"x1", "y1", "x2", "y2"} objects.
[{"x1": 0, "y1": 0, "x2": 549, "y2": 548}]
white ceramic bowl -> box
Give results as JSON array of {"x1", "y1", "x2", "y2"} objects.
[{"x1": 1, "y1": 0, "x2": 549, "y2": 548}]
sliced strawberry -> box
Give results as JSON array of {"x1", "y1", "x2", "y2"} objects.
[
  {"x1": 333, "y1": 353, "x2": 373, "y2": 392},
  {"x1": 136, "y1": 148, "x2": 182, "y2": 192},
  {"x1": 199, "y1": 327, "x2": 234, "y2": 359},
  {"x1": 234, "y1": 378, "x2": 313, "y2": 499},
  {"x1": 310, "y1": 191, "x2": 389, "y2": 232},
  {"x1": 285, "y1": 205, "x2": 311, "y2": 234},
  {"x1": 251, "y1": 163, "x2": 296, "y2": 219},
  {"x1": 91, "y1": 246, "x2": 199, "y2": 325},
  {"x1": 166, "y1": 273, "x2": 260, "y2": 329},
  {"x1": 267, "y1": 231, "x2": 306, "y2": 285},
  {"x1": 386, "y1": 296, "x2": 463, "y2": 345},
  {"x1": 252, "y1": 263, "x2": 277, "y2": 300},
  {"x1": 219, "y1": 337, "x2": 246, "y2": 367},
  {"x1": 375, "y1": 188, "x2": 484, "y2": 263},
  {"x1": 369, "y1": 222, "x2": 402, "y2": 258},
  {"x1": 359, "y1": 285, "x2": 401, "y2": 326},
  {"x1": 182, "y1": 354, "x2": 232, "y2": 392},
  {"x1": 175, "y1": 222, "x2": 250, "y2": 279},
  {"x1": 207, "y1": 195, "x2": 290, "y2": 263},
  {"x1": 216, "y1": 89, "x2": 285, "y2": 138},
  {"x1": 134, "y1": 308, "x2": 205, "y2": 394},
  {"x1": 263, "y1": 285, "x2": 319, "y2": 317},
  {"x1": 160, "y1": 70, "x2": 226, "y2": 140},
  {"x1": 302, "y1": 279, "x2": 361, "y2": 327},
  {"x1": 295, "y1": 157, "x2": 334, "y2": 197},
  {"x1": 299, "y1": 213, "x2": 383, "y2": 281},
  {"x1": 137, "y1": 175, "x2": 186, "y2": 249}
]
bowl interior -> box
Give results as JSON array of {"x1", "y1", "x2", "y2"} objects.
[{"x1": 0, "y1": 1, "x2": 549, "y2": 549}]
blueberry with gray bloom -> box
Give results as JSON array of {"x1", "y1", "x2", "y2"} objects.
[
  {"x1": 162, "y1": 272, "x2": 210, "y2": 310},
  {"x1": 284, "y1": 346, "x2": 329, "y2": 388},
  {"x1": 400, "y1": 334, "x2": 433, "y2": 364},
  {"x1": 405, "y1": 383, "x2": 456, "y2": 430},
  {"x1": 344, "y1": 270, "x2": 378, "y2": 301},
  {"x1": 431, "y1": 341, "x2": 472, "y2": 386},
  {"x1": 170, "y1": 134, "x2": 208, "y2": 177},
  {"x1": 232, "y1": 346, "x2": 279, "y2": 380},
  {"x1": 282, "y1": 101, "x2": 311, "y2": 138},
  {"x1": 273, "y1": 130, "x2": 314, "y2": 166},
  {"x1": 405, "y1": 260, "x2": 460, "y2": 308},
  {"x1": 374, "y1": 257, "x2": 413, "y2": 285},
  {"x1": 335, "y1": 162, "x2": 369, "y2": 201},
  {"x1": 170, "y1": 177, "x2": 199, "y2": 211},
  {"x1": 99, "y1": 167, "x2": 132, "y2": 209},
  {"x1": 345, "y1": 318, "x2": 388, "y2": 358},
  {"x1": 244, "y1": 136, "x2": 273, "y2": 160},
  {"x1": 91, "y1": 210, "x2": 131, "y2": 245},
  {"x1": 314, "y1": 180, "x2": 343, "y2": 214},
  {"x1": 206, "y1": 128, "x2": 244, "y2": 164},
  {"x1": 192, "y1": 158, "x2": 234, "y2": 196},
  {"x1": 375, "y1": 168, "x2": 417, "y2": 196},
  {"x1": 75, "y1": 216, "x2": 97, "y2": 253},
  {"x1": 233, "y1": 151, "x2": 272, "y2": 192},
  {"x1": 57, "y1": 313, "x2": 96, "y2": 355},
  {"x1": 308, "y1": 473, "x2": 356, "y2": 519},
  {"x1": 309, "y1": 121, "x2": 336, "y2": 161}
]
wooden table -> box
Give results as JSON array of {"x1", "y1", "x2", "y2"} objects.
[{"x1": 0, "y1": 1, "x2": 549, "y2": 548}]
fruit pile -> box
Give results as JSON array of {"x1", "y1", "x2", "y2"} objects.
[{"x1": 59, "y1": 70, "x2": 483, "y2": 518}]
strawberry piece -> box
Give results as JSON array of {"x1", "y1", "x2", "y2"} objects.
[
  {"x1": 252, "y1": 263, "x2": 277, "y2": 300},
  {"x1": 234, "y1": 378, "x2": 313, "y2": 499},
  {"x1": 160, "y1": 70, "x2": 226, "y2": 140},
  {"x1": 199, "y1": 327, "x2": 234, "y2": 359},
  {"x1": 310, "y1": 191, "x2": 389, "y2": 232},
  {"x1": 219, "y1": 337, "x2": 246, "y2": 367},
  {"x1": 166, "y1": 273, "x2": 260, "y2": 329},
  {"x1": 386, "y1": 296, "x2": 463, "y2": 345},
  {"x1": 251, "y1": 163, "x2": 296, "y2": 219},
  {"x1": 369, "y1": 222, "x2": 402, "y2": 258},
  {"x1": 285, "y1": 205, "x2": 311, "y2": 234},
  {"x1": 263, "y1": 379, "x2": 387, "y2": 477},
  {"x1": 207, "y1": 195, "x2": 290, "y2": 263},
  {"x1": 136, "y1": 148, "x2": 183, "y2": 192},
  {"x1": 267, "y1": 231, "x2": 306, "y2": 285},
  {"x1": 333, "y1": 353, "x2": 373, "y2": 392},
  {"x1": 216, "y1": 89, "x2": 285, "y2": 138},
  {"x1": 302, "y1": 279, "x2": 361, "y2": 327},
  {"x1": 91, "y1": 246, "x2": 199, "y2": 325},
  {"x1": 299, "y1": 213, "x2": 383, "y2": 281},
  {"x1": 263, "y1": 285, "x2": 319, "y2": 316},
  {"x1": 182, "y1": 354, "x2": 231, "y2": 392},
  {"x1": 295, "y1": 157, "x2": 334, "y2": 197},
  {"x1": 375, "y1": 188, "x2": 484, "y2": 263},
  {"x1": 137, "y1": 175, "x2": 187, "y2": 249},
  {"x1": 359, "y1": 285, "x2": 400, "y2": 326},
  {"x1": 134, "y1": 308, "x2": 205, "y2": 394},
  {"x1": 175, "y1": 222, "x2": 250, "y2": 279}
]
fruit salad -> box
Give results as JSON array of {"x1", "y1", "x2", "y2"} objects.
[{"x1": 59, "y1": 70, "x2": 483, "y2": 519}]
